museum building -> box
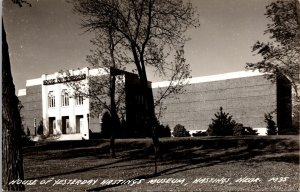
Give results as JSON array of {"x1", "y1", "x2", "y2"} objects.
[
  {"x1": 152, "y1": 71, "x2": 292, "y2": 135},
  {"x1": 18, "y1": 67, "x2": 150, "y2": 140},
  {"x1": 18, "y1": 68, "x2": 292, "y2": 139}
]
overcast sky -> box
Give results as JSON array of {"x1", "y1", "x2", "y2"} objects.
[{"x1": 3, "y1": 0, "x2": 273, "y2": 91}]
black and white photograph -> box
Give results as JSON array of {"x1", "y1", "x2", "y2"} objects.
[{"x1": 2, "y1": 0, "x2": 300, "y2": 191}]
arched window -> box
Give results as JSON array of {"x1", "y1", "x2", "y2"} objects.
[
  {"x1": 48, "y1": 91, "x2": 55, "y2": 108},
  {"x1": 61, "y1": 89, "x2": 69, "y2": 106},
  {"x1": 76, "y1": 94, "x2": 84, "y2": 105}
]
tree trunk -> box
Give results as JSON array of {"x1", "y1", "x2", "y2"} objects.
[
  {"x1": 109, "y1": 71, "x2": 118, "y2": 158},
  {"x1": 140, "y1": 74, "x2": 160, "y2": 174},
  {"x1": 2, "y1": 20, "x2": 25, "y2": 191},
  {"x1": 109, "y1": 67, "x2": 122, "y2": 158}
]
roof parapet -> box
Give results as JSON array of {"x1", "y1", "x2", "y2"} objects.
[
  {"x1": 18, "y1": 89, "x2": 26, "y2": 96},
  {"x1": 152, "y1": 70, "x2": 264, "y2": 88}
]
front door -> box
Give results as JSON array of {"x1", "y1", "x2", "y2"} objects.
[
  {"x1": 80, "y1": 118, "x2": 84, "y2": 132},
  {"x1": 49, "y1": 117, "x2": 55, "y2": 135},
  {"x1": 62, "y1": 116, "x2": 69, "y2": 134},
  {"x1": 76, "y1": 115, "x2": 83, "y2": 133}
]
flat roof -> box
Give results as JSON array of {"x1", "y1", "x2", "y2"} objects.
[
  {"x1": 18, "y1": 69, "x2": 265, "y2": 95},
  {"x1": 152, "y1": 70, "x2": 264, "y2": 88},
  {"x1": 18, "y1": 89, "x2": 26, "y2": 97}
]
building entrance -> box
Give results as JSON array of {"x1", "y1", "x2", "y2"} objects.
[
  {"x1": 76, "y1": 115, "x2": 83, "y2": 133},
  {"x1": 62, "y1": 116, "x2": 69, "y2": 134},
  {"x1": 49, "y1": 117, "x2": 55, "y2": 135}
]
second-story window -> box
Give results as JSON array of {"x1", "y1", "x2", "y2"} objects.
[
  {"x1": 48, "y1": 91, "x2": 55, "y2": 108},
  {"x1": 76, "y1": 95, "x2": 84, "y2": 105},
  {"x1": 135, "y1": 95, "x2": 144, "y2": 105},
  {"x1": 61, "y1": 89, "x2": 69, "y2": 107}
]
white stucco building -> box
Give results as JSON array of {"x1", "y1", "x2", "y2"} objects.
[{"x1": 19, "y1": 68, "x2": 107, "y2": 140}]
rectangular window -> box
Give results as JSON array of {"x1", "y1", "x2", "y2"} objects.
[
  {"x1": 135, "y1": 95, "x2": 144, "y2": 105},
  {"x1": 76, "y1": 95, "x2": 84, "y2": 105},
  {"x1": 61, "y1": 89, "x2": 69, "y2": 106},
  {"x1": 48, "y1": 91, "x2": 55, "y2": 108}
]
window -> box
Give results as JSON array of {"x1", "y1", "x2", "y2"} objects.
[
  {"x1": 76, "y1": 95, "x2": 84, "y2": 105},
  {"x1": 48, "y1": 91, "x2": 55, "y2": 108},
  {"x1": 61, "y1": 89, "x2": 69, "y2": 106},
  {"x1": 135, "y1": 95, "x2": 144, "y2": 105}
]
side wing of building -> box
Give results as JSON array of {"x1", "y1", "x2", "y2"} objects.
[
  {"x1": 152, "y1": 72, "x2": 280, "y2": 135},
  {"x1": 18, "y1": 82, "x2": 42, "y2": 136}
]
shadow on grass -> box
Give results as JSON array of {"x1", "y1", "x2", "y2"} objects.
[
  {"x1": 25, "y1": 157, "x2": 152, "y2": 180},
  {"x1": 24, "y1": 136, "x2": 299, "y2": 190},
  {"x1": 86, "y1": 136, "x2": 299, "y2": 191}
]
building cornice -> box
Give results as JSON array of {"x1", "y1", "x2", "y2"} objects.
[
  {"x1": 152, "y1": 70, "x2": 264, "y2": 88},
  {"x1": 17, "y1": 89, "x2": 26, "y2": 96},
  {"x1": 26, "y1": 78, "x2": 42, "y2": 87}
]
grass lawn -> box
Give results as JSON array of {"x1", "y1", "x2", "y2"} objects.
[{"x1": 22, "y1": 136, "x2": 299, "y2": 191}]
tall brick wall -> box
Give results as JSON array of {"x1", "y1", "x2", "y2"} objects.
[
  {"x1": 153, "y1": 75, "x2": 277, "y2": 131},
  {"x1": 277, "y1": 76, "x2": 293, "y2": 134},
  {"x1": 89, "y1": 116, "x2": 101, "y2": 133},
  {"x1": 19, "y1": 85, "x2": 42, "y2": 135}
]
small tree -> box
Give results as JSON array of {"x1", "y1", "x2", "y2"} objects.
[
  {"x1": 152, "y1": 117, "x2": 171, "y2": 138},
  {"x1": 265, "y1": 113, "x2": 278, "y2": 135},
  {"x1": 173, "y1": 124, "x2": 190, "y2": 137},
  {"x1": 100, "y1": 111, "x2": 112, "y2": 138},
  {"x1": 207, "y1": 107, "x2": 236, "y2": 136},
  {"x1": 37, "y1": 121, "x2": 44, "y2": 135},
  {"x1": 157, "y1": 125, "x2": 171, "y2": 138}
]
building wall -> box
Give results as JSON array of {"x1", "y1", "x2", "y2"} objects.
[
  {"x1": 19, "y1": 85, "x2": 42, "y2": 135},
  {"x1": 125, "y1": 73, "x2": 153, "y2": 137},
  {"x1": 88, "y1": 72, "x2": 126, "y2": 135},
  {"x1": 277, "y1": 76, "x2": 292, "y2": 134},
  {"x1": 153, "y1": 74, "x2": 277, "y2": 134},
  {"x1": 19, "y1": 69, "x2": 292, "y2": 138},
  {"x1": 41, "y1": 70, "x2": 90, "y2": 139}
]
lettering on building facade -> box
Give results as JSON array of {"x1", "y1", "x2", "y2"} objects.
[{"x1": 43, "y1": 74, "x2": 86, "y2": 85}]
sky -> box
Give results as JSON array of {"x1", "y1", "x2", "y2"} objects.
[{"x1": 3, "y1": 0, "x2": 273, "y2": 91}]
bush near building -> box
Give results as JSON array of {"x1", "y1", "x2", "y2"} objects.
[
  {"x1": 192, "y1": 131, "x2": 207, "y2": 137},
  {"x1": 157, "y1": 124, "x2": 171, "y2": 138},
  {"x1": 264, "y1": 113, "x2": 278, "y2": 135},
  {"x1": 173, "y1": 124, "x2": 190, "y2": 137},
  {"x1": 207, "y1": 107, "x2": 236, "y2": 136},
  {"x1": 37, "y1": 121, "x2": 44, "y2": 135},
  {"x1": 207, "y1": 107, "x2": 258, "y2": 136},
  {"x1": 100, "y1": 112, "x2": 112, "y2": 138},
  {"x1": 233, "y1": 123, "x2": 258, "y2": 136}
]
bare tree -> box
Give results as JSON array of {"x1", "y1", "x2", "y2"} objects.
[
  {"x1": 71, "y1": 0, "x2": 200, "y2": 173},
  {"x1": 153, "y1": 46, "x2": 191, "y2": 120},
  {"x1": 65, "y1": 26, "x2": 128, "y2": 157},
  {"x1": 2, "y1": 0, "x2": 31, "y2": 190}
]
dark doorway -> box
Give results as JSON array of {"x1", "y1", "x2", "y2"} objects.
[
  {"x1": 76, "y1": 115, "x2": 83, "y2": 133},
  {"x1": 49, "y1": 117, "x2": 55, "y2": 135},
  {"x1": 62, "y1": 116, "x2": 69, "y2": 134}
]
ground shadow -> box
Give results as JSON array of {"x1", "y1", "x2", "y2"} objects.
[{"x1": 24, "y1": 136, "x2": 299, "y2": 189}]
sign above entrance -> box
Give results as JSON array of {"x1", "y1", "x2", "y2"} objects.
[{"x1": 43, "y1": 74, "x2": 86, "y2": 85}]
